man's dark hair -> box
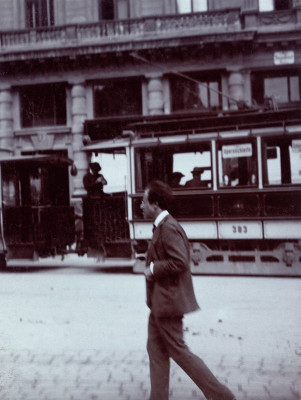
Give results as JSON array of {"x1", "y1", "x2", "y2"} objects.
[{"x1": 146, "y1": 180, "x2": 173, "y2": 210}]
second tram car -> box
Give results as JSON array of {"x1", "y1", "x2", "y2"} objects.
[
  {"x1": 83, "y1": 107, "x2": 301, "y2": 276},
  {"x1": 0, "y1": 154, "x2": 75, "y2": 267}
]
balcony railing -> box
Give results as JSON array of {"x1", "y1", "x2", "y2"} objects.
[
  {"x1": 0, "y1": 10, "x2": 241, "y2": 53},
  {"x1": 0, "y1": 8, "x2": 299, "y2": 60}
]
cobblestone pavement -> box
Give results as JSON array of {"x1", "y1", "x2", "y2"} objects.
[
  {"x1": 1, "y1": 348, "x2": 300, "y2": 400},
  {"x1": 0, "y1": 269, "x2": 301, "y2": 400}
]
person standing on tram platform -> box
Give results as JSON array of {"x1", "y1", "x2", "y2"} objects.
[
  {"x1": 83, "y1": 162, "x2": 107, "y2": 197},
  {"x1": 141, "y1": 180, "x2": 236, "y2": 400}
]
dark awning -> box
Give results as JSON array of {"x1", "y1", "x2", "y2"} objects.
[{"x1": 0, "y1": 154, "x2": 74, "y2": 166}]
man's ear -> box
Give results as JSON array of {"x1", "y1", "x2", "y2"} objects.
[{"x1": 153, "y1": 202, "x2": 159, "y2": 210}]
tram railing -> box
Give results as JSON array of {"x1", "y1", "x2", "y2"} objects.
[
  {"x1": 3, "y1": 205, "x2": 75, "y2": 255},
  {"x1": 83, "y1": 193, "x2": 131, "y2": 258}
]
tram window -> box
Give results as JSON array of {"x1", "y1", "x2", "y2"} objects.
[
  {"x1": 19, "y1": 165, "x2": 69, "y2": 206},
  {"x1": 135, "y1": 143, "x2": 212, "y2": 190},
  {"x1": 263, "y1": 138, "x2": 301, "y2": 185},
  {"x1": 172, "y1": 152, "x2": 211, "y2": 188},
  {"x1": 2, "y1": 165, "x2": 18, "y2": 206},
  {"x1": 91, "y1": 152, "x2": 127, "y2": 193},
  {"x1": 217, "y1": 141, "x2": 257, "y2": 188}
]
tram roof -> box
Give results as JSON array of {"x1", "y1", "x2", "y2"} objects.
[
  {"x1": 84, "y1": 107, "x2": 301, "y2": 151},
  {"x1": 85, "y1": 107, "x2": 301, "y2": 142}
]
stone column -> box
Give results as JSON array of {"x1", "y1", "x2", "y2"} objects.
[
  {"x1": 0, "y1": 88, "x2": 14, "y2": 157},
  {"x1": 228, "y1": 71, "x2": 245, "y2": 110},
  {"x1": 71, "y1": 83, "x2": 89, "y2": 197},
  {"x1": 146, "y1": 76, "x2": 164, "y2": 115}
]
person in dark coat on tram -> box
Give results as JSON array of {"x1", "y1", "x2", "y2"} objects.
[
  {"x1": 83, "y1": 162, "x2": 107, "y2": 196},
  {"x1": 141, "y1": 180, "x2": 236, "y2": 400}
]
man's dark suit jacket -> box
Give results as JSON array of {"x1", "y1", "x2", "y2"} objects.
[{"x1": 146, "y1": 214, "x2": 199, "y2": 318}]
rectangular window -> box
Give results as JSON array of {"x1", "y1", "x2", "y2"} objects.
[
  {"x1": 259, "y1": 0, "x2": 292, "y2": 11},
  {"x1": 176, "y1": 0, "x2": 207, "y2": 13},
  {"x1": 26, "y1": 0, "x2": 54, "y2": 28},
  {"x1": 251, "y1": 70, "x2": 301, "y2": 108},
  {"x1": 217, "y1": 141, "x2": 257, "y2": 188},
  {"x1": 117, "y1": 0, "x2": 129, "y2": 19},
  {"x1": 263, "y1": 137, "x2": 301, "y2": 185},
  {"x1": 135, "y1": 143, "x2": 212, "y2": 191},
  {"x1": 98, "y1": 0, "x2": 129, "y2": 20},
  {"x1": 170, "y1": 73, "x2": 221, "y2": 113},
  {"x1": 264, "y1": 76, "x2": 300, "y2": 104},
  {"x1": 20, "y1": 83, "x2": 66, "y2": 128},
  {"x1": 94, "y1": 78, "x2": 142, "y2": 117},
  {"x1": 274, "y1": 0, "x2": 292, "y2": 10}
]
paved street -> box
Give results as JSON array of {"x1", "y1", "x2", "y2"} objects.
[{"x1": 0, "y1": 268, "x2": 300, "y2": 400}]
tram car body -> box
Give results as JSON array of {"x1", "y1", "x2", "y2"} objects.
[
  {"x1": 0, "y1": 154, "x2": 75, "y2": 267},
  {"x1": 83, "y1": 107, "x2": 301, "y2": 276}
]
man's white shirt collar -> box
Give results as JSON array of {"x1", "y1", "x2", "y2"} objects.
[{"x1": 154, "y1": 210, "x2": 169, "y2": 228}]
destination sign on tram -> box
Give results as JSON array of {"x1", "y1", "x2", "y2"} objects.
[{"x1": 222, "y1": 143, "x2": 252, "y2": 159}]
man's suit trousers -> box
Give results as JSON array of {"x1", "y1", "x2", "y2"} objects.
[{"x1": 147, "y1": 313, "x2": 235, "y2": 400}]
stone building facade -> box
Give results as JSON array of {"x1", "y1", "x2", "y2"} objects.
[{"x1": 0, "y1": 0, "x2": 300, "y2": 206}]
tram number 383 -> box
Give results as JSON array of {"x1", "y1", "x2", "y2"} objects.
[{"x1": 232, "y1": 225, "x2": 248, "y2": 234}]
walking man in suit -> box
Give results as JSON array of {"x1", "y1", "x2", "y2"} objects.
[{"x1": 141, "y1": 180, "x2": 236, "y2": 400}]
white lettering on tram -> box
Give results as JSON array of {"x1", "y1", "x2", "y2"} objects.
[{"x1": 222, "y1": 143, "x2": 252, "y2": 159}]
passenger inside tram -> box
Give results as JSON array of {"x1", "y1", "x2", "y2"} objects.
[
  {"x1": 229, "y1": 170, "x2": 239, "y2": 187},
  {"x1": 185, "y1": 167, "x2": 207, "y2": 187},
  {"x1": 168, "y1": 172, "x2": 184, "y2": 188}
]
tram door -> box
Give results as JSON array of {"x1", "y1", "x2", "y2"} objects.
[{"x1": 83, "y1": 150, "x2": 132, "y2": 258}]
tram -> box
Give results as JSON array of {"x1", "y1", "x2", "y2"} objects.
[
  {"x1": 0, "y1": 153, "x2": 75, "y2": 268},
  {"x1": 83, "y1": 106, "x2": 301, "y2": 276}
]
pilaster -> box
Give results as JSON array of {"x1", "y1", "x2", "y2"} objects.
[
  {"x1": 0, "y1": 88, "x2": 14, "y2": 157},
  {"x1": 146, "y1": 76, "x2": 164, "y2": 116},
  {"x1": 228, "y1": 71, "x2": 245, "y2": 110},
  {"x1": 70, "y1": 83, "x2": 89, "y2": 197}
]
